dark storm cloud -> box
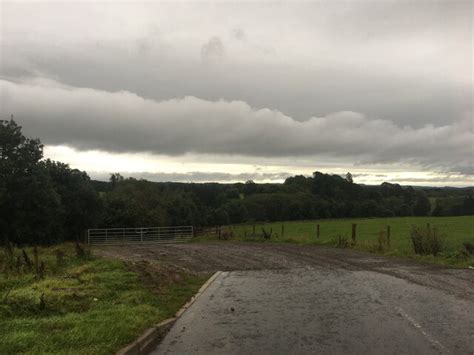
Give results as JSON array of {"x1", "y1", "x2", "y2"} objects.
[
  {"x1": 0, "y1": 1, "x2": 472, "y2": 181},
  {"x1": 1, "y1": 1, "x2": 470, "y2": 127},
  {"x1": 1, "y1": 78, "x2": 472, "y2": 175},
  {"x1": 3, "y1": 44, "x2": 468, "y2": 127}
]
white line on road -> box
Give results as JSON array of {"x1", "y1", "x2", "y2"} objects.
[{"x1": 396, "y1": 306, "x2": 450, "y2": 354}]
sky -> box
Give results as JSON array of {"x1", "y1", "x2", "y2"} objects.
[{"x1": 1, "y1": 0, "x2": 472, "y2": 186}]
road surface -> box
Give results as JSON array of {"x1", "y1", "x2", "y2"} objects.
[
  {"x1": 152, "y1": 267, "x2": 473, "y2": 354},
  {"x1": 96, "y1": 242, "x2": 474, "y2": 354}
]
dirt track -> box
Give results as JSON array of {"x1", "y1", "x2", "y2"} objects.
[{"x1": 95, "y1": 241, "x2": 474, "y2": 301}]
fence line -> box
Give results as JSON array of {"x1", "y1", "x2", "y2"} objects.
[
  {"x1": 87, "y1": 226, "x2": 193, "y2": 245},
  {"x1": 193, "y1": 226, "x2": 222, "y2": 237}
]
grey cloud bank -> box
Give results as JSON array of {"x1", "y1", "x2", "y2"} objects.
[
  {"x1": 1, "y1": 78, "x2": 472, "y2": 176},
  {"x1": 0, "y1": 1, "x2": 472, "y2": 183},
  {"x1": 2, "y1": 1, "x2": 470, "y2": 126}
]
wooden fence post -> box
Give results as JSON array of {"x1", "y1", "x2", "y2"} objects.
[
  {"x1": 281, "y1": 224, "x2": 285, "y2": 238},
  {"x1": 253, "y1": 224, "x2": 255, "y2": 237},
  {"x1": 351, "y1": 223, "x2": 357, "y2": 243},
  {"x1": 387, "y1": 225, "x2": 391, "y2": 248},
  {"x1": 317, "y1": 224, "x2": 320, "y2": 239}
]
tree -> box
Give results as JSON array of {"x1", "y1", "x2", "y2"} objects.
[
  {"x1": 44, "y1": 160, "x2": 101, "y2": 240},
  {"x1": 345, "y1": 172, "x2": 353, "y2": 184},
  {"x1": 462, "y1": 196, "x2": 474, "y2": 215},
  {"x1": 0, "y1": 119, "x2": 61, "y2": 244},
  {"x1": 223, "y1": 200, "x2": 248, "y2": 223},
  {"x1": 413, "y1": 193, "x2": 431, "y2": 216},
  {"x1": 110, "y1": 173, "x2": 124, "y2": 189},
  {"x1": 243, "y1": 180, "x2": 257, "y2": 195},
  {"x1": 211, "y1": 207, "x2": 230, "y2": 225}
]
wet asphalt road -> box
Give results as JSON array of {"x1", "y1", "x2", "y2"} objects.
[{"x1": 153, "y1": 267, "x2": 474, "y2": 355}]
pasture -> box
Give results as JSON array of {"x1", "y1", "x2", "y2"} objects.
[{"x1": 225, "y1": 216, "x2": 474, "y2": 267}]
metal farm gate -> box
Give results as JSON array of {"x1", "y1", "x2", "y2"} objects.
[{"x1": 87, "y1": 226, "x2": 193, "y2": 245}]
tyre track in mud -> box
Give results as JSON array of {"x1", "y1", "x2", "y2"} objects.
[{"x1": 96, "y1": 241, "x2": 474, "y2": 301}]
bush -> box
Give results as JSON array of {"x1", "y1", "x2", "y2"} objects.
[
  {"x1": 261, "y1": 228, "x2": 273, "y2": 240},
  {"x1": 463, "y1": 242, "x2": 474, "y2": 255},
  {"x1": 75, "y1": 242, "x2": 92, "y2": 260},
  {"x1": 410, "y1": 225, "x2": 444, "y2": 256}
]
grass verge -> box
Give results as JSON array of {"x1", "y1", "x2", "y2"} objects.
[{"x1": 0, "y1": 243, "x2": 207, "y2": 354}]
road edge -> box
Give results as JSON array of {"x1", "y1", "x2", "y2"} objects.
[{"x1": 116, "y1": 271, "x2": 222, "y2": 355}]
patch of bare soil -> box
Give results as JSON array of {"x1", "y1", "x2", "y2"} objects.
[
  {"x1": 95, "y1": 242, "x2": 474, "y2": 301},
  {"x1": 127, "y1": 260, "x2": 188, "y2": 294}
]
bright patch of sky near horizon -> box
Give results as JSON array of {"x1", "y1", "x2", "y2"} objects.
[{"x1": 1, "y1": 1, "x2": 472, "y2": 186}]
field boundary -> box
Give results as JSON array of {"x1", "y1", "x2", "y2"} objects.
[
  {"x1": 87, "y1": 226, "x2": 193, "y2": 245},
  {"x1": 116, "y1": 271, "x2": 222, "y2": 355}
]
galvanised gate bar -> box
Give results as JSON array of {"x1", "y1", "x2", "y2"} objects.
[{"x1": 87, "y1": 226, "x2": 193, "y2": 245}]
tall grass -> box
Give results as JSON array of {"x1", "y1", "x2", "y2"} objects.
[{"x1": 0, "y1": 243, "x2": 206, "y2": 354}]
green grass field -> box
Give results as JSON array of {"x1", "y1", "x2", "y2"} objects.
[
  {"x1": 0, "y1": 244, "x2": 206, "y2": 354},
  {"x1": 224, "y1": 216, "x2": 474, "y2": 267}
]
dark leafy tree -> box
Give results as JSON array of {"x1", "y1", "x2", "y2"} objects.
[
  {"x1": 243, "y1": 180, "x2": 257, "y2": 195},
  {"x1": 110, "y1": 173, "x2": 124, "y2": 189},
  {"x1": 2, "y1": 119, "x2": 473, "y2": 244},
  {"x1": 413, "y1": 193, "x2": 431, "y2": 216},
  {"x1": 345, "y1": 172, "x2": 353, "y2": 184},
  {"x1": 43, "y1": 160, "x2": 101, "y2": 240},
  {"x1": 0, "y1": 119, "x2": 61, "y2": 245}
]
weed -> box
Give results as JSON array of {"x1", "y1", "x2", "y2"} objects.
[
  {"x1": 463, "y1": 242, "x2": 474, "y2": 255},
  {"x1": 33, "y1": 246, "x2": 38, "y2": 267},
  {"x1": 54, "y1": 248, "x2": 66, "y2": 266},
  {"x1": 75, "y1": 242, "x2": 86, "y2": 259},
  {"x1": 410, "y1": 225, "x2": 444, "y2": 256},
  {"x1": 218, "y1": 230, "x2": 234, "y2": 240},
  {"x1": 262, "y1": 228, "x2": 273, "y2": 239},
  {"x1": 35, "y1": 261, "x2": 45, "y2": 281},
  {"x1": 5, "y1": 240, "x2": 14, "y2": 259},
  {"x1": 75, "y1": 242, "x2": 91, "y2": 260},
  {"x1": 15, "y1": 255, "x2": 22, "y2": 273},
  {"x1": 4, "y1": 241, "x2": 15, "y2": 267},
  {"x1": 39, "y1": 293, "x2": 46, "y2": 311},
  {"x1": 22, "y1": 249, "x2": 32, "y2": 270},
  {"x1": 454, "y1": 247, "x2": 471, "y2": 260},
  {"x1": 377, "y1": 230, "x2": 389, "y2": 252},
  {"x1": 334, "y1": 235, "x2": 350, "y2": 248},
  {"x1": 2, "y1": 290, "x2": 11, "y2": 304},
  {"x1": 1, "y1": 242, "x2": 15, "y2": 273}
]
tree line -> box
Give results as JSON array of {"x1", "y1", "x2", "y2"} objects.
[{"x1": 1, "y1": 119, "x2": 473, "y2": 245}]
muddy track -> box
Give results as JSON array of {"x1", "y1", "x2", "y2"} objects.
[{"x1": 95, "y1": 241, "x2": 474, "y2": 301}]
